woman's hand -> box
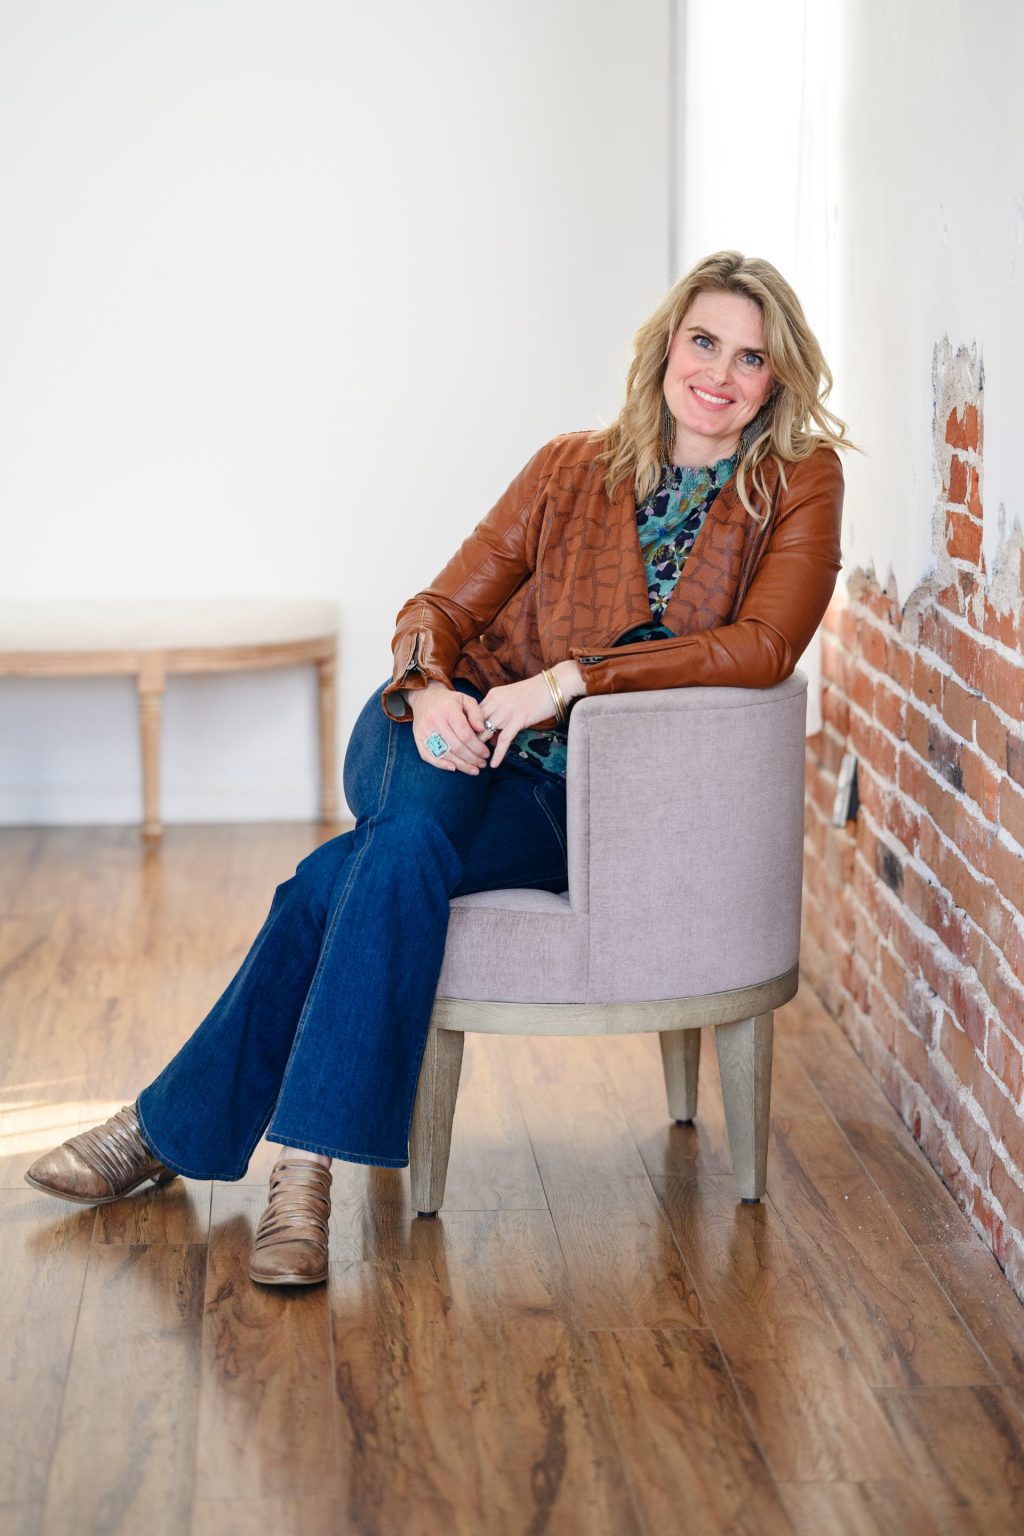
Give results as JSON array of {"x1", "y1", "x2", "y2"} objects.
[
  {"x1": 479, "y1": 663, "x2": 584, "y2": 769},
  {"x1": 408, "y1": 682, "x2": 492, "y2": 774}
]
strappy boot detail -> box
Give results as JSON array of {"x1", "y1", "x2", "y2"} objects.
[
  {"x1": 249, "y1": 1158, "x2": 332, "y2": 1287},
  {"x1": 24, "y1": 1102, "x2": 180, "y2": 1205}
]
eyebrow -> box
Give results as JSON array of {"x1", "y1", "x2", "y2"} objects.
[{"x1": 685, "y1": 326, "x2": 765, "y2": 354}]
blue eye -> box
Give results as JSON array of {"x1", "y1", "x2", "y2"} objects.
[
  {"x1": 742, "y1": 352, "x2": 764, "y2": 368},
  {"x1": 693, "y1": 334, "x2": 712, "y2": 349}
]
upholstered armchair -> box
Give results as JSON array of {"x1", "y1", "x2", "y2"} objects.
[{"x1": 409, "y1": 672, "x2": 809, "y2": 1214}]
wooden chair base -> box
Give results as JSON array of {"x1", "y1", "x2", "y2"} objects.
[{"x1": 409, "y1": 967, "x2": 796, "y2": 1215}]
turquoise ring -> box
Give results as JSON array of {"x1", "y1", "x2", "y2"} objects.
[{"x1": 425, "y1": 732, "x2": 451, "y2": 758}]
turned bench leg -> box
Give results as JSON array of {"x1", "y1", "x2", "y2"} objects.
[
  {"x1": 317, "y1": 649, "x2": 339, "y2": 822},
  {"x1": 137, "y1": 653, "x2": 167, "y2": 843}
]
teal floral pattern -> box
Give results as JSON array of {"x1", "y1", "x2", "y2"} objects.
[{"x1": 508, "y1": 451, "x2": 738, "y2": 778}]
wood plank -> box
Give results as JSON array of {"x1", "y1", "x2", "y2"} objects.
[
  {"x1": 503, "y1": 1034, "x2": 702, "y2": 1329},
  {"x1": 589, "y1": 1327, "x2": 794, "y2": 1536},
  {"x1": 767, "y1": 1114, "x2": 997, "y2": 1389},
  {"x1": 40, "y1": 1243, "x2": 205, "y2": 1536},
  {"x1": 194, "y1": 1185, "x2": 337, "y2": 1501},
  {"x1": 874, "y1": 1384, "x2": 1024, "y2": 1535},
  {"x1": 652, "y1": 1170, "x2": 907, "y2": 1482},
  {"x1": 778, "y1": 1479, "x2": 959, "y2": 1536},
  {"x1": 442, "y1": 1208, "x2": 642, "y2": 1536},
  {"x1": 190, "y1": 1499, "x2": 342, "y2": 1536},
  {"x1": 328, "y1": 1255, "x2": 483, "y2": 1535},
  {"x1": 0, "y1": 1193, "x2": 93, "y2": 1505},
  {"x1": 919, "y1": 1239, "x2": 1024, "y2": 1418}
]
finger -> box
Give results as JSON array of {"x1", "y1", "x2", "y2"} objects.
[
  {"x1": 446, "y1": 714, "x2": 489, "y2": 764},
  {"x1": 461, "y1": 695, "x2": 489, "y2": 734},
  {"x1": 489, "y1": 727, "x2": 515, "y2": 770}
]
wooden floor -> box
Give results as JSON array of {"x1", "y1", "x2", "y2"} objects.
[{"x1": 2, "y1": 823, "x2": 1023, "y2": 1536}]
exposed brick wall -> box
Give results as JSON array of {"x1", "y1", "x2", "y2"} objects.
[{"x1": 801, "y1": 340, "x2": 1024, "y2": 1301}]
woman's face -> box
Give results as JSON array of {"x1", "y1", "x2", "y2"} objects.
[{"x1": 662, "y1": 289, "x2": 775, "y2": 465}]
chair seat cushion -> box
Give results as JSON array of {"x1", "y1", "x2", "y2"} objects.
[
  {"x1": 439, "y1": 889, "x2": 589, "y2": 1004},
  {"x1": 0, "y1": 599, "x2": 338, "y2": 652}
]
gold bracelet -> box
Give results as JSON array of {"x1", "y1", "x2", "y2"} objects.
[{"x1": 543, "y1": 667, "x2": 569, "y2": 725}]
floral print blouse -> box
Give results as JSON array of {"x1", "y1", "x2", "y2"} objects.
[{"x1": 508, "y1": 450, "x2": 739, "y2": 778}]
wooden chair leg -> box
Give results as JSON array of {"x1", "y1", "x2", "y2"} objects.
[
  {"x1": 659, "y1": 1026, "x2": 701, "y2": 1123},
  {"x1": 409, "y1": 1021, "x2": 465, "y2": 1216},
  {"x1": 137, "y1": 654, "x2": 166, "y2": 843},
  {"x1": 714, "y1": 1011, "x2": 774, "y2": 1203},
  {"x1": 316, "y1": 650, "x2": 339, "y2": 822}
]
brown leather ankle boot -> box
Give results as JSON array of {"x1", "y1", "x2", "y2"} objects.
[
  {"x1": 24, "y1": 1102, "x2": 179, "y2": 1204},
  {"x1": 249, "y1": 1158, "x2": 332, "y2": 1287}
]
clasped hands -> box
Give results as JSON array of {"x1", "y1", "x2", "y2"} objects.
[{"x1": 408, "y1": 663, "x2": 584, "y2": 773}]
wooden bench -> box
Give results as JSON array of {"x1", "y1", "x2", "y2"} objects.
[{"x1": 0, "y1": 599, "x2": 340, "y2": 842}]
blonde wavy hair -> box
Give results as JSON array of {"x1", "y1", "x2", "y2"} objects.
[{"x1": 590, "y1": 250, "x2": 857, "y2": 526}]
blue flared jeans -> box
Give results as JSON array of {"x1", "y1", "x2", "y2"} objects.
[{"x1": 135, "y1": 678, "x2": 569, "y2": 1178}]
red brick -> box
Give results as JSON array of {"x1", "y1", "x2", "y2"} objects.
[
  {"x1": 951, "y1": 800, "x2": 995, "y2": 882},
  {"x1": 889, "y1": 903, "x2": 923, "y2": 972},
  {"x1": 955, "y1": 1098, "x2": 993, "y2": 1176},
  {"x1": 912, "y1": 653, "x2": 943, "y2": 710},
  {"x1": 1009, "y1": 732, "x2": 1024, "y2": 790},
  {"x1": 947, "y1": 455, "x2": 968, "y2": 505},
  {"x1": 962, "y1": 745, "x2": 1001, "y2": 822},
  {"x1": 935, "y1": 888, "x2": 973, "y2": 968},
  {"x1": 861, "y1": 621, "x2": 889, "y2": 674},
  {"x1": 989, "y1": 837, "x2": 1024, "y2": 919},
  {"x1": 977, "y1": 700, "x2": 1008, "y2": 770},
  {"x1": 939, "y1": 1010, "x2": 982, "y2": 1085},
  {"x1": 945, "y1": 510, "x2": 983, "y2": 565},
  {"x1": 990, "y1": 967, "x2": 1024, "y2": 1041},
  {"x1": 904, "y1": 701, "x2": 930, "y2": 761},
  {"x1": 898, "y1": 744, "x2": 928, "y2": 801},
  {"x1": 821, "y1": 684, "x2": 850, "y2": 737},
  {"x1": 952, "y1": 971, "x2": 992, "y2": 1050},
  {"x1": 937, "y1": 583, "x2": 962, "y2": 617},
  {"x1": 997, "y1": 780, "x2": 1024, "y2": 855},
  {"x1": 905, "y1": 863, "x2": 939, "y2": 930},
  {"x1": 971, "y1": 1185, "x2": 1007, "y2": 1258},
  {"x1": 887, "y1": 791, "x2": 920, "y2": 858},
  {"x1": 850, "y1": 664, "x2": 874, "y2": 717},
  {"x1": 987, "y1": 1023, "x2": 1024, "y2": 1102},
  {"x1": 979, "y1": 596, "x2": 1018, "y2": 648},
  {"x1": 874, "y1": 676, "x2": 905, "y2": 737},
  {"x1": 942, "y1": 674, "x2": 979, "y2": 746},
  {"x1": 967, "y1": 466, "x2": 984, "y2": 518},
  {"x1": 945, "y1": 404, "x2": 981, "y2": 452},
  {"x1": 974, "y1": 1067, "x2": 1017, "y2": 1145},
  {"x1": 983, "y1": 649, "x2": 1024, "y2": 723},
  {"x1": 990, "y1": 1158, "x2": 1024, "y2": 1237}
]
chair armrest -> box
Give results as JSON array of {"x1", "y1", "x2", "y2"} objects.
[{"x1": 565, "y1": 673, "x2": 809, "y2": 998}]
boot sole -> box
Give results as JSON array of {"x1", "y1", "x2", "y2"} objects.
[
  {"x1": 248, "y1": 1268, "x2": 327, "y2": 1287},
  {"x1": 23, "y1": 1168, "x2": 179, "y2": 1205}
]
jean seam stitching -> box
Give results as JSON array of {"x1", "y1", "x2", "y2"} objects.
[{"x1": 533, "y1": 782, "x2": 569, "y2": 861}]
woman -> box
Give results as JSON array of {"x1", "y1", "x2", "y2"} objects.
[{"x1": 25, "y1": 251, "x2": 852, "y2": 1287}]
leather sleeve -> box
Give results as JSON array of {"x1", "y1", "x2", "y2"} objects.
[
  {"x1": 381, "y1": 440, "x2": 552, "y2": 720},
  {"x1": 570, "y1": 446, "x2": 845, "y2": 696}
]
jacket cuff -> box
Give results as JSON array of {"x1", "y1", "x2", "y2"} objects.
[{"x1": 381, "y1": 633, "x2": 453, "y2": 721}]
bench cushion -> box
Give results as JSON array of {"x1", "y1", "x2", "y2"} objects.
[{"x1": 0, "y1": 599, "x2": 339, "y2": 652}]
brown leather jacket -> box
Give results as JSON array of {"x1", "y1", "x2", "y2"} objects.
[{"x1": 382, "y1": 430, "x2": 844, "y2": 724}]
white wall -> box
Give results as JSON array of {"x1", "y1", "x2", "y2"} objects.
[
  {"x1": 677, "y1": 0, "x2": 841, "y2": 732},
  {"x1": 832, "y1": 0, "x2": 1024, "y2": 602},
  {"x1": 0, "y1": 0, "x2": 670, "y2": 824}
]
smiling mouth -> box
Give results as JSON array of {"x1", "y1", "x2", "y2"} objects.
[{"x1": 691, "y1": 385, "x2": 734, "y2": 406}]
